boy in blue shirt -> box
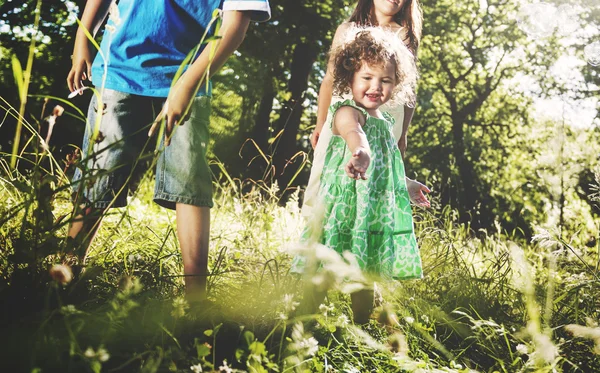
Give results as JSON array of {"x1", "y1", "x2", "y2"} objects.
[{"x1": 66, "y1": 0, "x2": 271, "y2": 300}]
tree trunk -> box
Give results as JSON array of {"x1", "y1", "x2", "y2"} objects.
[
  {"x1": 272, "y1": 42, "x2": 318, "y2": 192},
  {"x1": 451, "y1": 117, "x2": 488, "y2": 229},
  {"x1": 252, "y1": 78, "x2": 275, "y2": 152}
]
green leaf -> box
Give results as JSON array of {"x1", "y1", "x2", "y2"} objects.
[
  {"x1": 196, "y1": 343, "x2": 211, "y2": 358},
  {"x1": 235, "y1": 348, "x2": 244, "y2": 362},
  {"x1": 12, "y1": 54, "x2": 24, "y2": 100},
  {"x1": 249, "y1": 341, "x2": 266, "y2": 356},
  {"x1": 141, "y1": 348, "x2": 163, "y2": 373},
  {"x1": 90, "y1": 361, "x2": 102, "y2": 373},
  {"x1": 243, "y1": 330, "x2": 255, "y2": 347}
]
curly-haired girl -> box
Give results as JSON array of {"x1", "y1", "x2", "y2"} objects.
[
  {"x1": 303, "y1": 0, "x2": 430, "y2": 219},
  {"x1": 300, "y1": 28, "x2": 424, "y2": 323}
]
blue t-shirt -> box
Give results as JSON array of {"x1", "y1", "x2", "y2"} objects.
[{"x1": 91, "y1": 0, "x2": 271, "y2": 97}]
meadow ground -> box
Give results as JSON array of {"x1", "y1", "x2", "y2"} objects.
[{"x1": 1, "y1": 159, "x2": 600, "y2": 373}]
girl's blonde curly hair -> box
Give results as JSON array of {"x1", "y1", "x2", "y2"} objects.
[{"x1": 332, "y1": 26, "x2": 417, "y2": 108}]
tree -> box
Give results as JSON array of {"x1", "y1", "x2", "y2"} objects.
[
  {"x1": 410, "y1": 0, "x2": 561, "y2": 231},
  {"x1": 231, "y1": 0, "x2": 349, "y2": 189},
  {"x1": 0, "y1": 0, "x2": 88, "y2": 163}
]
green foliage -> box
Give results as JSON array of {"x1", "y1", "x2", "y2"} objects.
[
  {"x1": 2, "y1": 0, "x2": 600, "y2": 372},
  {"x1": 3, "y1": 154, "x2": 600, "y2": 371}
]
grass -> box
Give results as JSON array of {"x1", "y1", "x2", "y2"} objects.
[
  {"x1": 2, "y1": 6, "x2": 600, "y2": 370},
  {"x1": 1, "y1": 141, "x2": 600, "y2": 372}
]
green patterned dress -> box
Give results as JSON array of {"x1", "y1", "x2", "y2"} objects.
[{"x1": 304, "y1": 99, "x2": 422, "y2": 280}]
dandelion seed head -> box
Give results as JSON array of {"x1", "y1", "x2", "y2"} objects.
[
  {"x1": 532, "y1": 333, "x2": 559, "y2": 364},
  {"x1": 171, "y1": 297, "x2": 189, "y2": 318},
  {"x1": 388, "y1": 332, "x2": 408, "y2": 355}
]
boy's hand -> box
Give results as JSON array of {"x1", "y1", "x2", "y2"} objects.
[
  {"x1": 407, "y1": 179, "x2": 431, "y2": 208},
  {"x1": 67, "y1": 41, "x2": 94, "y2": 94},
  {"x1": 345, "y1": 148, "x2": 370, "y2": 180},
  {"x1": 148, "y1": 77, "x2": 196, "y2": 146}
]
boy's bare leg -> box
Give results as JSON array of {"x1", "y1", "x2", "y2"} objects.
[
  {"x1": 67, "y1": 206, "x2": 104, "y2": 263},
  {"x1": 176, "y1": 203, "x2": 210, "y2": 302}
]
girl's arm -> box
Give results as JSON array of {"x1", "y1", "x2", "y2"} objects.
[
  {"x1": 310, "y1": 22, "x2": 352, "y2": 149},
  {"x1": 406, "y1": 178, "x2": 430, "y2": 207},
  {"x1": 398, "y1": 39, "x2": 419, "y2": 156},
  {"x1": 67, "y1": 0, "x2": 113, "y2": 93},
  {"x1": 398, "y1": 104, "x2": 415, "y2": 156},
  {"x1": 332, "y1": 106, "x2": 370, "y2": 180},
  {"x1": 149, "y1": 10, "x2": 252, "y2": 144}
]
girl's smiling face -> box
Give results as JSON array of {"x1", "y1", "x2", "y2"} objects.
[
  {"x1": 373, "y1": 0, "x2": 405, "y2": 17},
  {"x1": 350, "y1": 61, "x2": 396, "y2": 115}
]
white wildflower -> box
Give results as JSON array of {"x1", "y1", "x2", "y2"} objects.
[
  {"x1": 84, "y1": 348, "x2": 95, "y2": 358},
  {"x1": 84, "y1": 346, "x2": 110, "y2": 362},
  {"x1": 282, "y1": 294, "x2": 299, "y2": 313},
  {"x1": 288, "y1": 322, "x2": 319, "y2": 359},
  {"x1": 342, "y1": 365, "x2": 360, "y2": 373},
  {"x1": 516, "y1": 343, "x2": 529, "y2": 355},
  {"x1": 299, "y1": 337, "x2": 319, "y2": 356},
  {"x1": 319, "y1": 303, "x2": 334, "y2": 316},
  {"x1": 404, "y1": 316, "x2": 415, "y2": 324},
  {"x1": 449, "y1": 360, "x2": 463, "y2": 369},
  {"x1": 97, "y1": 348, "x2": 110, "y2": 362},
  {"x1": 219, "y1": 359, "x2": 233, "y2": 373},
  {"x1": 190, "y1": 363, "x2": 203, "y2": 373},
  {"x1": 337, "y1": 314, "x2": 349, "y2": 326}
]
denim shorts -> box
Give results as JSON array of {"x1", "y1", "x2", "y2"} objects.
[{"x1": 72, "y1": 89, "x2": 213, "y2": 210}]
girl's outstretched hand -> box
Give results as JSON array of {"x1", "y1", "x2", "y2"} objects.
[
  {"x1": 407, "y1": 179, "x2": 431, "y2": 208},
  {"x1": 345, "y1": 147, "x2": 370, "y2": 180}
]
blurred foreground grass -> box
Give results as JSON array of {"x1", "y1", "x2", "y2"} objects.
[{"x1": 1, "y1": 159, "x2": 600, "y2": 373}]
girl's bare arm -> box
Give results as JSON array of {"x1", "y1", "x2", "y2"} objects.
[
  {"x1": 310, "y1": 22, "x2": 352, "y2": 148},
  {"x1": 333, "y1": 106, "x2": 370, "y2": 179}
]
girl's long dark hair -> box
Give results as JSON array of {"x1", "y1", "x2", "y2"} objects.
[{"x1": 348, "y1": 0, "x2": 423, "y2": 53}]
